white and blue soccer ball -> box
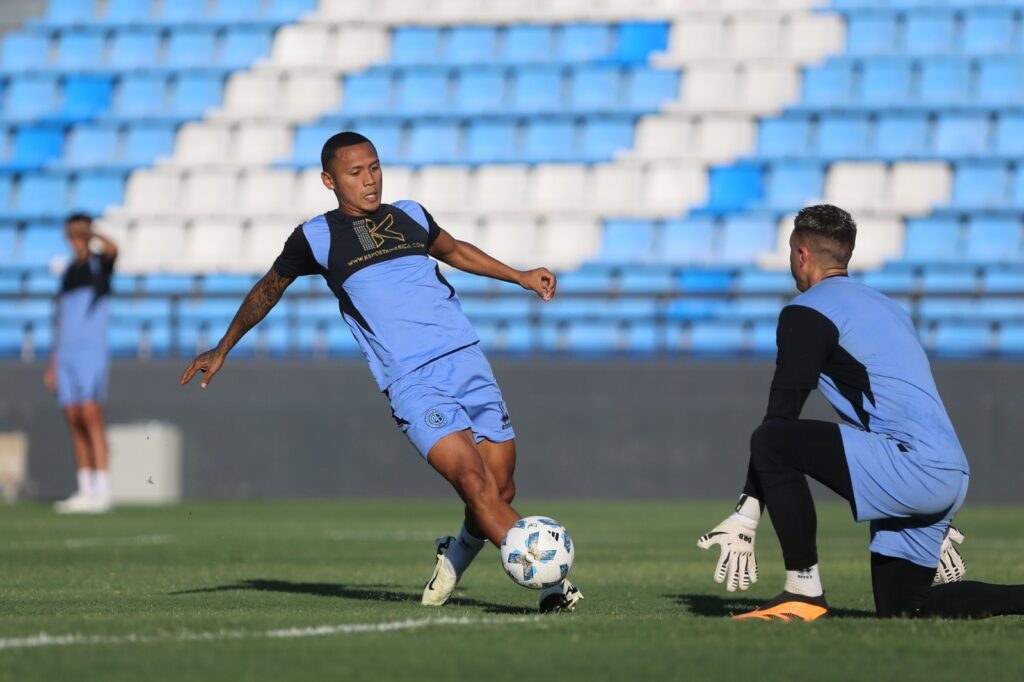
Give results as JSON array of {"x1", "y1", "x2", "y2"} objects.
[{"x1": 500, "y1": 516, "x2": 575, "y2": 589}]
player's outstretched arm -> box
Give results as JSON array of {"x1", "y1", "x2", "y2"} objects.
[
  {"x1": 180, "y1": 268, "x2": 294, "y2": 388},
  {"x1": 429, "y1": 228, "x2": 556, "y2": 301}
]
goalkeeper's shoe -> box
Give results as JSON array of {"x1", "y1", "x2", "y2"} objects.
[
  {"x1": 732, "y1": 591, "x2": 829, "y2": 622},
  {"x1": 421, "y1": 536, "x2": 459, "y2": 606},
  {"x1": 697, "y1": 514, "x2": 758, "y2": 592},
  {"x1": 934, "y1": 526, "x2": 966, "y2": 585},
  {"x1": 539, "y1": 580, "x2": 583, "y2": 613}
]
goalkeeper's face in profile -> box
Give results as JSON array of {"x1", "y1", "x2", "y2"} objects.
[{"x1": 321, "y1": 140, "x2": 383, "y2": 217}]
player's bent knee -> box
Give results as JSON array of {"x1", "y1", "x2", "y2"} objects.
[
  {"x1": 500, "y1": 480, "x2": 516, "y2": 504},
  {"x1": 749, "y1": 422, "x2": 787, "y2": 472}
]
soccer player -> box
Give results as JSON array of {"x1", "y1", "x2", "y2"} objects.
[
  {"x1": 698, "y1": 204, "x2": 1024, "y2": 620},
  {"x1": 45, "y1": 213, "x2": 117, "y2": 514},
  {"x1": 180, "y1": 132, "x2": 581, "y2": 612}
]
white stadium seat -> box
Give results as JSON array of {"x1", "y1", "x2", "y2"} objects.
[
  {"x1": 124, "y1": 219, "x2": 188, "y2": 272},
  {"x1": 120, "y1": 169, "x2": 181, "y2": 216},
  {"x1": 889, "y1": 163, "x2": 952, "y2": 215},
  {"x1": 529, "y1": 165, "x2": 590, "y2": 213},
  {"x1": 231, "y1": 122, "x2": 294, "y2": 166},
  {"x1": 246, "y1": 219, "x2": 295, "y2": 271},
  {"x1": 237, "y1": 169, "x2": 296, "y2": 217},
  {"x1": 184, "y1": 218, "x2": 248, "y2": 272},
  {"x1": 475, "y1": 215, "x2": 540, "y2": 267},
  {"x1": 826, "y1": 163, "x2": 889, "y2": 213},
  {"x1": 382, "y1": 166, "x2": 416, "y2": 205},
  {"x1": 169, "y1": 123, "x2": 231, "y2": 166},
  {"x1": 416, "y1": 166, "x2": 472, "y2": 213},
  {"x1": 470, "y1": 166, "x2": 531, "y2": 213},
  {"x1": 295, "y1": 167, "x2": 337, "y2": 216},
  {"x1": 179, "y1": 170, "x2": 238, "y2": 215},
  {"x1": 537, "y1": 215, "x2": 602, "y2": 270},
  {"x1": 589, "y1": 164, "x2": 645, "y2": 215}
]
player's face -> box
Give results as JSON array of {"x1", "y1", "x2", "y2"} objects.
[
  {"x1": 65, "y1": 220, "x2": 91, "y2": 258},
  {"x1": 322, "y1": 143, "x2": 383, "y2": 216},
  {"x1": 789, "y1": 233, "x2": 811, "y2": 292}
]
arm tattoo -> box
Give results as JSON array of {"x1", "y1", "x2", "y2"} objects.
[{"x1": 218, "y1": 269, "x2": 293, "y2": 351}]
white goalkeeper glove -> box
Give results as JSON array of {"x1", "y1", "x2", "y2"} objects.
[
  {"x1": 934, "y1": 526, "x2": 966, "y2": 585},
  {"x1": 697, "y1": 514, "x2": 759, "y2": 592}
]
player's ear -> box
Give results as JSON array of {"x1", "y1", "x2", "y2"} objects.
[{"x1": 321, "y1": 171, "x2": 336, "y2": 192}]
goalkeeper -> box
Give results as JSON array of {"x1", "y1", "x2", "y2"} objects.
[{"x1": 698, "y1": 205, "x2": 1024, "y2": 621}]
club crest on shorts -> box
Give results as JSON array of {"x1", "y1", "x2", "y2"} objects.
[{"x1": 425, "y1": 409, "x2": 447, "y2": 428}]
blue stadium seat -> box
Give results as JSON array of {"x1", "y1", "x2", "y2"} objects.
[
  {"x1": 351, "y1": 121, "x2": 402, "y2": 161},
  {"x1": 751, "y1": 322, "x2": 778, "y2": 355},
  {"x1": 722, "y1": 298, "x2": 785, "y2": 321},
  {"x1": 706, "y1": 164, "x2": 763, "y2": 211},
  {"x1": 71, "y1": 173, "x2": 124, "y2": 214},
  {"x1": 108, "y1": 29, "x2": 161, "y2": 69},
  {"x1": 460, "y1": 297, "x2": 532, "y2": 322},
  {"x1": 100, "y1": 0, "x2": 155, "y2": 25},
  {"x1": 966, "y1": 217, "x2": 1022, "y2": 262},
  {"x1": 874, "y1": 114, "x2": 928, "y2": 158},
  {"x1": 763, "y1": 162, "x2": 823, "y2": 210},
  {"x1": 554, "y1": 269, "x2": 613, "y2": 294},
  {"x1": 0, "y1": 227, "x2": 17, "y2": 267},
  {"x1": 801, "y1": 61, "x2": 854, "y2": 106},
  {"x1": 678, "y1": 269, "x2": 733, "y2": 293},
  {"x1": 522, "y1": 118, "x2": 575, "y2": 162},
  {"x1": 405, "y1": 121, "x2": 459, "y2": 164},
  {"x1": 818, "y1": 116, "x2": 871, "y2": 159},
  {"x1": 756, "y1": 117, "x2": 810, "y2": 159},
  {"x1": 121, "y1": 122, "x2": 175, "y2": 165},
  {"x1": 1013, "y1": 168, "x2": 1024, "y2": 209},
  {"x1": 390, "y1": 27, "x2": 442, "y2": 64},
  {"x1": 627, "y1": 322, "x2": 659, "y2": 353},
  {"x1": 510, "y1": 67, "x2": 564, "y2": 113},
  {"x1": 139, "y1": 273, "x2": 195, "y2": 294},
  {"x1": 624, "y1": 67, "x2": 679, "y2": 112},
  {"x1": 983, "y1": 268, "x2": 1024, "y2": 293},
  {"x1": 563, "y1": 321, "x2": 621, "y2": 354},
  {"x1": 164, "y1": 28, "x2": 217, "y2": 69},
  {"x1": 501, "y1": 26, "x2": 554, "y2": 64},
  {"x1": 617, "y1": 267, "x2": 674, "y2": 294},
  {"x1": 0, "y1": 298, "x2": 53, "y2": 326},
  {"x1": 325, "y1": 324, "x2": 360, "y2": 355},
  {"x1": 452, "y1": 70, "x2": 506, "y2": 114},
  {"x1": 218, "y1": 28, "x2": 272, "y2": 69},
  {"x1": 395, "y1": 71, "x2": 450, "y2": 114},
  {"x1": 109, "y1": 321, "x2": 145, "y2": 357},
  {"x1": 660, "y1": 217, "x2": 714, "y2": 264},
  {"x1": 0, "y1": 323, "x2": 23, "y2": 356},
  {"x1": 12, "y1": 176, "x2": 68, "y2": 219},
  {"x1": 150, "y1": 0, "x2": 209, "y2": 25},
  {"x1": 35, "y1": 0, "x2": 97, "y2": 27},
  {"x1": 903, "y1": 11, "x2": 955, "y2": 55},
  {"x1": 18, "y1": 223, "x2": 64, "y2": 266},
  {"x1": 962, "y1": 9, "x2": 1016, "y2": 55},
  {"x1": 736, "y1": 270, "x2": 795, "y2": 294},
  {"x1": 266, "y1": 0, "x2": 318, "y2": 21},
  {"x1": 23, "y1": 270, "x2": 58, "y2": 294},
  {"x1": 557, "y1": 24, "x2": 612, "y2": 63},
  {"x1": 0, "y1": 34, "x2": 51, "y2": 72},
  {"x1": 444, "y1": 27, "x2": 498, "y2": 64},
  {"x1": 51, "y1": 75, "x2": 114, "y2": 122},
  {"x1": 569, "y1": 65, "x2": 621, "y2": 112},
  {"x1": 994, "y1": 114, "x2": 1024, "y2": 158},
  {"x1": 609, "y1": 22, "x2": 669, "y2": 64},
  {"x1": 3, "y1": 78, "x2": 60, "y2": 121},
  {"x1": 862, "y1": 269, "x2": 916, "y2": 294},
  {"x1": 170, "y1": 74, "x2": 223, "y2": 118},
  {"x1": 599, "y1": 219, "x2": 654, "y2": 263},
  {"x1": 464, "y1": 120, "x2": 517, "y2": 163},
  {"x1": 978, "y1": 58, "x2": 1024, "y2": 106},
  {"x1": 904, "y1": 217, "x2": 960, "y2": 262},
  {"x1": 933, "y1": 114, "x2": 990, "y2": 158},
  {"x1": 999, "y1": 324, "x2": 1024, "y2": 355},
  {"x1": 932, "y1": 322, "x2": 991, "y2": 356},
  {"x1": 690, "y1": 321, "x2": 745, "y2": 354},
  {"x1": 579, "y1": 117, "x2": 633, "y2": 162},
  {"x1": 111, "y1": 75, "x2": 167, "y2": 118},
  {"x1": 1, "y1": 125, "x2": 64, "y2": 170},
  {"x1": 845, "y1": 12, "x2": 897, "y2": 56},
  {"x1": 287, "y1": 122, "x2": 336, "y2": 166},
  {"x1": 919, "y1": 59, "x2": 971, "y2": 105},
  {"x1": 59, "y1": 125, "x2": 118, "y2": 168},
  {"x1": 0, "y1": 176, "x2": 11, "y2": 215},
  {"x1": 920, "y1": 269, "x2": 979, "y2": 293},
  {"x1": 110, "y1": 297, "x2": 173, "y2": 323},
  {"x1": 54, "y1": 31, "x2": 106, "y2": 71},
  {"x1": 664, "y1": 297, "x2": 723, "y2": 321},
  {"x1": 859, "y1": 60, "x2": 913, "y2": 106},
  {"x1": 950, "y1": 163, "x2": 1011, "y2": 208},
  {"x1": 210, "y1": 0, "x2": 264, "y2": 24},
  {"x1": 340, "y1": 72, "x2": 393, "y2": 113},
  {"x1": 719, "y1": 215, "x2": 777, "y2": 264}
]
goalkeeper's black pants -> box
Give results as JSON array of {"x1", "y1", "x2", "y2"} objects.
[{"x1": 742, "y1": 418, "x2": 1024, "y2": 619}]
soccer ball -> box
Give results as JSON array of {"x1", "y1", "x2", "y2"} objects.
[{"x1": 500, "y1": 516, "x2": 575, "y2": 589}]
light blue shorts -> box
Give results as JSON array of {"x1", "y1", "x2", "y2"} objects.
[
  {"x1": 386, "y1": 344, "x2": 515, "y2": 459},
  {"x1": 56, "y1": 349, "x2": 109, "y2": 407},
  {"x1": 842, "y1": 425, "x2": 970, "y2": 569}
]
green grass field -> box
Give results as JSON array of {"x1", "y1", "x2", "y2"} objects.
[{"x1": 2, "y1": 499, "x2": 1023, "y2": 681}]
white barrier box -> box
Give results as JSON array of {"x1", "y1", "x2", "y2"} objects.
[{"x1": 109, "y1": 422, "x2": 183, "y2": 505}]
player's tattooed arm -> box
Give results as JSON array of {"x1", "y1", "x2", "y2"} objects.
[
  {"x1": 180, "y1": 268, "x2": 294, "y2": 388},
  {"x1": 429, "y1": 228, "x2": 557, "y2": 301}
]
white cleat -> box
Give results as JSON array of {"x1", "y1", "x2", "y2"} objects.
[
  {"x1": 421, "y1": 536, "x2": 459, "y2": 606},
  {"x1": 539, "y1": 579, "x2": 583, "y2": 613},
  {"x1": 54, "y1": 493, "x2": 110, "y2": 514}
]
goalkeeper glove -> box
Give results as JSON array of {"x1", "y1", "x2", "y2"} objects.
[
  {"x1": 697, "y1": 514, "x2": 759, "y2": 592},
  {"x1": 934, "y1": 526, "x2": 966, "y2": 585}
]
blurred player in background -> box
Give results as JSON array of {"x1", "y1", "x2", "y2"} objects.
[
  {"x1": 45, "y1": 213, "x2": 117, "y2": 514},
  {"x1": 698, "y1": 204, "x2": 1024, "y2": 621},
  {"x1": 180, "y1": 132, "x2": 582, "y2": 612}
]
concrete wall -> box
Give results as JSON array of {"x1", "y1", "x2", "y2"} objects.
[{"x1": 2, "y1": 359, "x2": 1022, "y2": 503}]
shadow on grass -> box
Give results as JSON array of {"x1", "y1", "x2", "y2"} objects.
[
  {"x1": 669, "y1": 593, "x2": 875, "y2": 619},
  {"x1": 171, "y1": 579, "x2": 532, "y2": 615}
]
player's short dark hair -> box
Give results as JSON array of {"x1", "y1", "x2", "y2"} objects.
[
  {"x1": 65, "y1": 212, "x2": 93, "y2": 224},
  {"x1": 792, "y1": 204, "x2": 857, "y2": 267},
  {"x1": 321, "y1": 131, "x2": 374, "y2": 171}
]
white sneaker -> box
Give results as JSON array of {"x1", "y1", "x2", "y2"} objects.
[
  {"x1": 421, "y1": 536, "x2": 459, "y2": 606},
  {"x1": 539, "y1": 579, "x2": 583, "y2": 613},
  {"x1": 54, "y1": 493, "x2": 111, "y2": 514}
]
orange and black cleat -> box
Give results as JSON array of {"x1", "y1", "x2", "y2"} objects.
[{"x1": 732, "y1": 591, "x2": 829, "y2": 622}]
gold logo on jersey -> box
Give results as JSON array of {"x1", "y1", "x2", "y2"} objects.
[{"x1": 354, "y1": 214, "x2": 405, "y2": 251}]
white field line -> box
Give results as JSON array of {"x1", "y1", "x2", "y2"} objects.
[
  {"x1": 0, "y1": 616, "x2": 545, "y2": 652},
  {"x1": 9, "y1": 534, "x2": 173, "y2": 550}
]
